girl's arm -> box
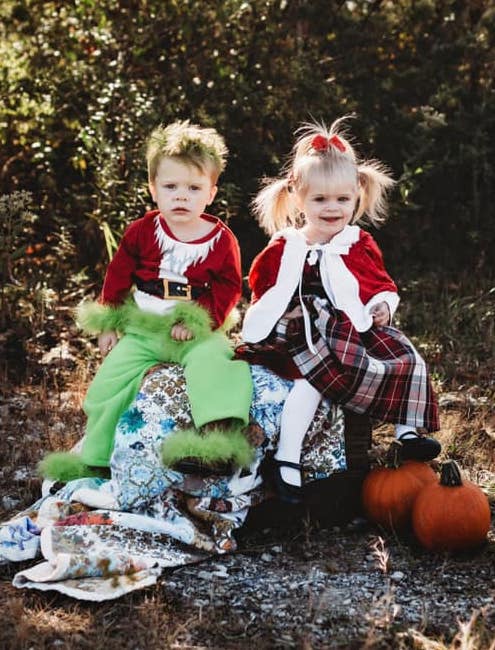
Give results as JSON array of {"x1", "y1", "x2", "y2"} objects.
[
  {"x1": 350, "y1": 231, "x2": 399, "y2": 321},
  {"x1": 248, "y1": 238, "x2": 286, "y2": 303}
]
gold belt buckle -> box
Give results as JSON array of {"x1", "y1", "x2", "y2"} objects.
[{"x1": 162, "y1": 278, "x2": 192, "y2": 301}]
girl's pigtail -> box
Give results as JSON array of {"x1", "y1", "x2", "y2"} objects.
[
  {"x1": 355, "y1": 161, "x2": 395, "y2": 226},
  {"x1": 251, "y1": 177, "x2": 296, "y2": 235}
]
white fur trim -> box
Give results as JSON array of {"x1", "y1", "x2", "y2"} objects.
[
  {"x1": 154, "y1": 214, "x2": 222, "y2": 277},
  {"x1": 364, "y1": 291, "x2": 400, "y2": 323},
  {"x1": 242, "y1": 226, "x2": 398, "y2": 341}
]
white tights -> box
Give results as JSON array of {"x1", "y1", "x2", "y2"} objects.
[
  {"x1": 275, "y1": 379, "x2": 418, "y2": 487},
  {"x1": 275, "y1": 378, "x2": 321, "y2": 487}
]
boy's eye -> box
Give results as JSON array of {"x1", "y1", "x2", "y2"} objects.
[
  {"x1": 190, "y1": 185, "x2": 201, "y2": 191},
  {"x1": 338, "y1": 196, "x2": 351, "y2": 202},
  {"x1": 164, "y1": 183, "x2": 176, "y2": 190},
  {"x1": 313, "y1": 196, "x2": 325, "y2": 202}
]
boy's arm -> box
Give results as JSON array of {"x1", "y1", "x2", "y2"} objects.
[
  {"x1": 76, "y1": 221, "x2": 140, "y2": 339},
  {"x1": 100, "y1": 222, "x2": 140, "y2": 306},
  {"x1": 195, "y1": 232, "x2": 243, "y2": 328}
]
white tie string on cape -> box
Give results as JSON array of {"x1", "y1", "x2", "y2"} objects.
[
  {"x1": 299, "y1": 245, "x2": 322, "y2": 355},
  {"x1": 299, "y1": 237, "x2": 355, "y2": 355}
]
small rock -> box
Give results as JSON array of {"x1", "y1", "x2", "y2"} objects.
[
  {"x1": 391, "y1": 571, "x2": 405, "y2": 582},
  {"x1": 261, "y1": 552, "x2": 272, "y2": 562},
  {"x1": 197, "y1": 571, "x2": 213, "y2": 580},
  {"x1": 2, "y1": 495, "x2": 21, "y2": 510}
]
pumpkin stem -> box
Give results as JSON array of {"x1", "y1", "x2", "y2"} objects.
[
  {"x1": 385, "y1": 440, "x2": 403, "y2": 469},
  {"x1": 440, "y1": 460, "x2": 463, "y2": 487}
]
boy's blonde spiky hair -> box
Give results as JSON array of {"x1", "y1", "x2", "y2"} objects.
[{"x1": 146, "y1": 120, "x2": 228, "y2": 182}]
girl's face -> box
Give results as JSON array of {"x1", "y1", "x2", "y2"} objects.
[{"x1": 296, "y1": 173, "x2": 359, "y2": 244}]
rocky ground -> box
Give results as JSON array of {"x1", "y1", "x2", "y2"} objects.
[
  {"x1": 0, "y1": 326, "x2": 494, "y2": 649},
  {"x1": 167, "y1": 514, "x2": 495, "y2": 648}
]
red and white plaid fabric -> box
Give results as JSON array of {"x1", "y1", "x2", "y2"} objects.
[{"x1": 271, "y1": 295, "x2": 439, "y2": 432}]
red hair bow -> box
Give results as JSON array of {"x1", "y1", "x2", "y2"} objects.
[{"x1": 311, "y1": 134, "x2": 346, "y2": 153}]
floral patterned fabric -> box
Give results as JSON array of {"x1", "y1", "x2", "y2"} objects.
[{"x1": 1, "y1": 363, "x2": 347, "y2": 601}]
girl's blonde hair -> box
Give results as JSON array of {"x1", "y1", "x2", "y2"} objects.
[
  {"x1": 252, "y1": 117, "x2": 395, "y2": 235},
  {"x1": 146, "y1": 120, "x2": 228, "y2": 183}
]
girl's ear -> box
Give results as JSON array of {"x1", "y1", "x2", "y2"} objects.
[
  {"x1": 293, "y1": 188, "x2": 305, "y2": 212},
  {"x1": 207, "y1": 184, "x2": 218, "y2": 205}
]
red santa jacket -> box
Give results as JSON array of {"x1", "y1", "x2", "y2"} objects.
[
  {"x1": 100, "y1": 210, "x2": 242, "y2": 328},
  {"x1": 242, "y1": 226, "x2": 399, "y2": 343}
]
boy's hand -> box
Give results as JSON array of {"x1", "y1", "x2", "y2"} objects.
[
  {"x1": 171, "y1": 322, "x2": 194, "y2": 341},
  {"x1": 371, "y1": 302, "x2": 390, "y2": 327},
  {"x1": 98, "y1": 331, "x2": 118, "y2": 356}
]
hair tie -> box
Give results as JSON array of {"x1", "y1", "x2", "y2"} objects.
[{"x1": 311, "y1": 134, "x2": 346, "y2": 153}]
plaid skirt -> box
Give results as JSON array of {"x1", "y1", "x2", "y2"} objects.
[{"x1": 241, "y1": 295, "x2": 439, "y2": 432}]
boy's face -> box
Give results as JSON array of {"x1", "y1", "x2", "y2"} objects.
[{"x1": 149, "y1": 157, "x2": 217, "y2": 230}]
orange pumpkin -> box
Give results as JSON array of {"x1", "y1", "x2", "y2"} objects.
[
  {"x1": 362, "y1": 441, "x2": 437, "y2": 531},
  {"x1": 412, "y1": 460, "x2": 491, "y2": 552}
]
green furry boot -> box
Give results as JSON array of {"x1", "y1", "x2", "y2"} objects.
[
  {"x1": 160, "y1": 424, "x2": 255, "y2": 476},
  {"x1": 38, "y1": 451, "x2": 110, "y2": 482}
]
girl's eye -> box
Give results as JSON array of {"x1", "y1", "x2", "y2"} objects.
[
  {"x1": 190, "y1": 185, "x2": 201, "y2": 191},
  {"x1": 313, "y1": 196, "x2": 325, "y2": 202},
  {"x1": 338, "y1": 196, "x2": 351, "y2": 202},
  {"x1": 164, "y1": 184, "x2": 176, "y2": 190}
]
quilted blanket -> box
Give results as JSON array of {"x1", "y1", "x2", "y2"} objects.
[{"x1": 0, "y1": 363, "x2": 347, "y2": 601}]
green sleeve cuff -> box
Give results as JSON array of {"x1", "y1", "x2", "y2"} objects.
[{"x1": 75, "y1": 301, "x2": 125, "y2": 334}]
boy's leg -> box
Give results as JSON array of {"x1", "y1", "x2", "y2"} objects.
[
  {"x1": 181, "y1": 332, "x2": 253, "y2": 428},
  {"x1": 82, "y1": 333, "x2": 160, "y2": 466},
  {"x1": 275, "y1": 378, "x2": 321, "y2": 486}
]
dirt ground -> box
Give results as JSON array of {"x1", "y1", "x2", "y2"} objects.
[{"x1": 0, "y1": 328, "x2": 494, "y2": 649}]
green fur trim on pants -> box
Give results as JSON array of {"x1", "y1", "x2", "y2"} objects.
[
  {"x1": 161, "y1": 427, "x2": 255, "y2": 469},
  {"x1": 76, "y1": 298, "x2": 213, "y2": 340},
  {"x1": 38, "y1": 452, "x2": 105, "y2": 481}
]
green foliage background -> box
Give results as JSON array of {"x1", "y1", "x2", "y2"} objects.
[{"x1": 1, "y1": 0, "x2": 494, "y2": 280}]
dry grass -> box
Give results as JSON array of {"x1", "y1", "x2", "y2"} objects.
[{"x1": 0, "y1": 281, "x2": 494, "y2": 649}]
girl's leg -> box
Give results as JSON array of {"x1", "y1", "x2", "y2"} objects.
[
  {"x1": 394, "y1": 424, "x2": 418, "y2": 439},
  {"x1": 394, "y1": 424, "x2": 441, "y2": 461},
  {"x1": 275, "y1": 378, "x2": 321, "y2": 487}
]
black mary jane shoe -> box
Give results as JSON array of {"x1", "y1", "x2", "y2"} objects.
[
  {"x1": 172, "y1": 457, "x2": 233, "y2": 477},
  {"x1": 268, "y1": 459, "x2": 304, "y2": 505},
  {"x1": 397, "y1": 432, "x2": 441, "y2": 462}
]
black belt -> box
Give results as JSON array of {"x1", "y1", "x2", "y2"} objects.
[{"x1": 136, "y1": 278, "x2": 207, "y2": 301}]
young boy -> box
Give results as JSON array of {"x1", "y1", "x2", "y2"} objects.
[{"x1": 41, "y1": 121, "x2": 253, "y2": 480}]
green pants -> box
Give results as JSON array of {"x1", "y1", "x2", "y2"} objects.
[{"x1": 82, "y1": 330, "x2": 252, "y2": 466}]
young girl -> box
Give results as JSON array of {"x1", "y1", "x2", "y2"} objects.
[{"x1": 239, "y1": 118, "x2": 441, "y2": 504}]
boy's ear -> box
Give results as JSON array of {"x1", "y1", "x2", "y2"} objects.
[
  {"x1": 207, "y1": 184, "x2": 218, "y2": 205},
  {"x1": 148, "y1": 180, "x2": 156, "y2": 202}
]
